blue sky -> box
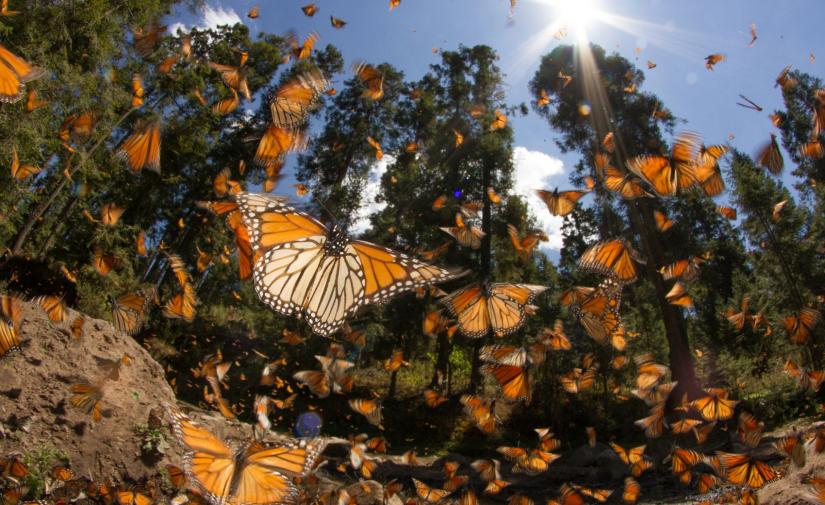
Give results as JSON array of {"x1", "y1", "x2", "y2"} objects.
[{"x1": 169, "y1": 0, "x2": 823, "y2": 250}]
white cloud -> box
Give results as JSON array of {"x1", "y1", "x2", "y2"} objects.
[
  {"x1": 350, "y1": 156, "x2": 394, "y2": 235},
  {"x1": 200, "y1": 4, "x2": 242, "y2": 30},
  {"x1": 169, "y1": 3, "x2": 242, "y2": 33},
  {"x1": 511, "y1": 146, "x2": 566, "y2": 250}
]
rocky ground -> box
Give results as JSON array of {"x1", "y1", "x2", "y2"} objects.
[{"x1": 1, "y1": 301, "x2": 823, "y2": 504}]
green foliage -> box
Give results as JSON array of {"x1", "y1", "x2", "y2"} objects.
[
  {"x1": 134, "y1": 423, "x2": 169, "y2": 455},
  {"x1": 23, "y1": 445, "x2": 69, "y2": 497}
]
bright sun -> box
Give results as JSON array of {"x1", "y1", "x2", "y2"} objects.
[{"x1": 556, "y1": 0, "x2": 598, "y2": 39}]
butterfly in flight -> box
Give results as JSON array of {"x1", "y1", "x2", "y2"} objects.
[{"x1": 236, "y1": 193, "x2": 466, "y2": 336}]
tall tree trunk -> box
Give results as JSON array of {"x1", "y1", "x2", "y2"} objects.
[
  {"x1": 632, "y1": 201, "x2": 702, "y2": 399},
  {"x1": 468, "y1": 154, "x2": 493, "y2": 392},
  {"x1": 430, "y1": 332, "x2": 451, "y2": 389}
]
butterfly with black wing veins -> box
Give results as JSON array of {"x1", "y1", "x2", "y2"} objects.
[{"x1": 237, "y1": 193, "x2": 467, "y2": 336}]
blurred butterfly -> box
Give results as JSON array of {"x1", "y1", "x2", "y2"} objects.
[
  {"x1": 269, "y1": 70, "x2": 328, "y2": 128},
  {"x1": 157, "y1": 54, "x2": 178, "y2": 74},
  {"x1": 755, "y1": 134, "x2": 784, "y2": 175},
  {"x1": 0, "y1": 44, "x2": 44, "y2": 103},
  {"x1": 665, "y1": 282, "x2": 693, "y2": 309},
  {"x1": 254, "y1": 125, "x2": 306, "y2": 167},
  {"x1": 704, "y1": 53, "x2": 726, "y2": 70},
  {"x1": 10, "y1": 146, "x2": 40, "y2": 181},
  {"x1": 412, "y1": 479, "x2": 451, "y2": 504},
  {"x1": 353, "y1": 61, "x2": 383, "y2": 100},
  {"x1": 34, "y1": 295, "x2": 66, "y2": 322},
  {"x1": 132, "y1": 22, "x2": 166, "y2": 57},
  {"x1": 24, "y1": 89, "x2": 47, "y2": 112},
  {"x1": 784, "y1": 308, "x2": 821, "y2": 344},
  {"x1": 117, "y1": 118, "x2": 161, "y2": 173},
  {"x1": 491, "y1": 109, "x2": 507, "y2": 130},
  {"x1": 537, "y1": 89, "x2": 550, "y2": 107},
  {"x1": 130, "y1": 73, "x2": 144, "y2": 108},
  {"x1": 717, "y1": 452, "x2": 777, "y2": 489},
  {"x1": 653, "y1": 210, "x2": 673, "y2": 232},
  {"x1": 247, "y1": 5, "x2": 259, "y2": 18},
  {"x1": 212, "y1": 89, "x2": 239, "y2": 115},
  {"x1": 507, "y1": 224, "x2": 547, "y2": 261},
  {"x1": 460, "y1": 395, "x2": 497, "y2": 434},
  {"x1": 301, "y1": 3, "x2": 317, "y2": 16},
  {"x1": 691, "y1": 388, "x2": 737, "y2": 421},
  {"x1": 366, "y1": 136, "x2": 383, "y2": 160},
  {"x1": 208, "y1": 62, "x2": 251, "y2": 101},
  {"x1": 330, "y1": 15, "x2": 346, "y2": 28},
  {"x1": 423, "y1": 389, "x2": 448, "y2": 408},
  {"x1": 112, "y1": 287, "x2": 155, "y2": 335},
  {"x1": 0, "y1": 319, "x2": 20, "y2": 359},
  {"x1": 348, "y1": 398, "x2": 383, "y2": 427}
]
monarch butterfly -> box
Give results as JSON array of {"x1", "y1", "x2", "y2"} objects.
[
  {"x1": 506, "y1": 225, "x2": 547, "y2": 260},
  {"x1": 481, "y1": 363, "x2": 530, "y2": 403},
  {"x1": 69, "y1": 316, "x2": 84, "y2": 339},
  {"x1": 603, "y1": 166, "x2": 651, "y2": 199},
  {"x1": 247, "y1": 5, "x2": 259, "y2": 18},
  {"x1": 539, "y1": 320, "x2": 571, "y2": 350},
  {"x1": 716, "y1": 205, "x2": 737, "y2": 220},
  {"x1": 774, "y1": 433, "x2": 805, "y2": 467},
  {"x1": 784, "y1": 308, "x2": 821, "y2": 344},
  {"x1": 557, "y1": 70, "x2": 572, "y2": 88},
  {"x1": 653, "y1": 210, "x2": 673, "y2": 232},
  {"x1": 383, "y1": 350, "x2": 408, "y2": 372},
  {"x1": 772, "y1": 199, "x2": 788, "y2": 221},
  {"x1": 610, "y1": 443, "x2": 646, "y2": 468},
  {"x1": 0, "y1": 319, "x2": 20, "y2": 359},
  {"x1": 537, "y1": 89, "x2": 550, "y2": 107},
  {"x1": 1, "y1": 294, "x2": 22, "y2": 327},
  {"x1": 560, "y1": 367, "x2": 597, "y2": 394},
  {"x1": 755, "y1": 134, "x2": 783, "y2": 175},
  {"x1": 352, "y1": 61, "x2": 383, "y2": 100},
  {"x1": 115, "y1": 491, "x2": 153, "y2": 505},
  {"x1": 301, "y1": 3, "x2": 317, "y2": 16},
  {"x1": 294, "y1": 356, "x2": 353, "y2": 398},
  {"x1": 535, "y1": 188, "x2": 586, "y2": 216},
  {"x1": 167, "y1": 407, "x2": 327, "y2": 505},
  {"x1": 100, "y1": 203, "x2": 125, "y2": 226},
  {"x1": 440, "y1": 212, "x2": 484, "y2": 250},
  {"x1": 627, "y1": 131, "x2": 703, "y2": 196},
  {"x1": 70, "y1": 381, "x2": 103, "y2": 421},
  {"x1": 579, "y1": 239, "x2": 642, "y2": 283},
  {"x1": 269, "y1": 70, "x2": 328, "y2": 128},
  {"x1": 783, "y1": 359, "x2": 825, "y2": 393},
  {"x1": 697, "y1": 165, "x2": 725, "y2": 196},
  {"x1": 348, "y1": 398, "x2": 382, "y2": 427},
  {"x1": 286, "y1": 32, "x2": 318, "y2": 61},
  {"x1": 665, "y1": 282, "x2": 693, "y2": 309},
  {"x1": 575, "y1": 486, "x2": 612, "y2": 503},
  {"x1": 647, "y1": 60, "x2": 657, "y2": 69},
  {"x1": 279, "y1": 328, "x2": 305, "y2": 345},
  {"x1": 156, "y1": 54, "x2": 178, "y2": 74},
  {"x1": 158, "y1": 464, "x2": 186, "y2": 490},
  {"x1": 634, "y1": 353, "x2": 668, "y2": 390},
  {"x1": 162, "y1": 284, "x2": 198, "y2": 322},
  {"x1": 9, "y1": 146, "x2": 40, "y2": 181},
  {"x1": 441, "y1": 282, "x2": 547, "y2": 338},
  {"x1": 432, "y1": 195, "x2": 448, "y2": 210},
  {"x1": 34, "y1": 295, "x2": 66, "y2": 322},
  {"x1": 691, "y1": 388, "x2": 737, "y2": 421},
  {"x1": 717, "y1": 452, "x2": 777, "y2": 489},
  {"x1": 24, "y1": 88, "x2": 47, "y2": 112},
  {"x1": 423, "y1": 389, "x2": 448, "y2": 408},
  {"x1": 658, "y1": 255, "x2": 707, "y2": 282},
  {"x1": 412, "y1": 479, "x2": 451, "y2": 504},
  {"x1": 49, "y1": 465, "x2": 75, "y2": 483},
  {"x1": 671, "y1": 447, "x2": 703, "y2": 476},
  {"x1": 212, "y1": 89, "x2": 238, "y2": 115},
  {"x1": 724, "y1": 294, "x2": 751, "y2": 331},
  {"x1": 460, "y1": 395, "x2": 497, "y2": 434},
  {"x1": 602, "y1": 132, "x2": 615, "y2": 153},
  {"x1": 704, "y1": 53, "x2": 726, "y2": 70},
  {"x1": 237, "y1": 193, "x2": 464, "y2": 336},
  {"x1": 330, "y1": 15, "x2": 347, "y2": 28},
  {"x1": 117, "y1": 119, "x2": 161, "y2": 173},
  {"x1": 389, "y1": 0, "x2": 401, "y2": 9},
  {"x1": 208, "y1": 62, "x2": 251, "y2": 101},
  {"x1": 365, "y1": 136, "x2": 383, "y2": 160},
  {"x1": 621, "y1": 477, "x2": 640, "y2": 504},
  {"x1": 634, "y1": 404, "x2": 665, "y2": 438},
  {"x1": 0, "y1": 44, "x2": 44, "y2": 103},
  {"x1": 254, "y1": 125, "x2": 306, "y2": 167},
  {"x1": 132, "y1": 22, "x2": 166, "y2": 57},
  {"x1": 130, "y1": 73, "x2": 144, "y2": 108},
  {"x1": 453, "y1": 129, "x2": 464, "y2": 147},
  {"x1": 491, "y1": 109, "x2": 507, "y2": 130}
]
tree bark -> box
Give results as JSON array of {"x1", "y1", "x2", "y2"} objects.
[
  {"x1": 631, "y1": 200, "x2": 702, "y2": 399},
  {"x1": 468, "y1": 153, "x2": 494, "y2": 392},
  {"x1": 37, "y1": 195, "x2": 79, "y2": 258}
]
